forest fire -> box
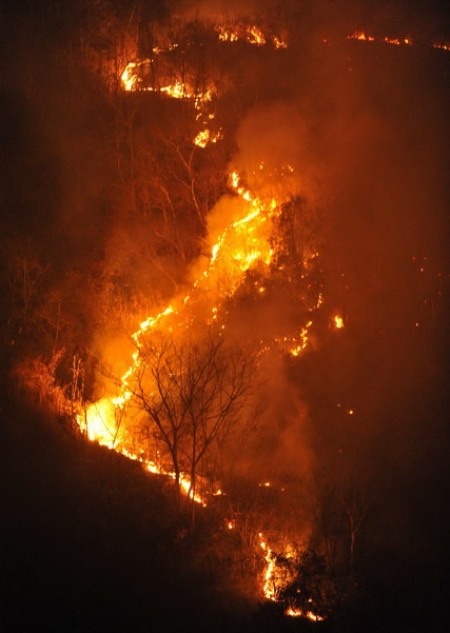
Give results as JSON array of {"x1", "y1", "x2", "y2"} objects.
[
  {"x1": 4, "y1": 3, "x2": 449, "y2": 631},
  {"x1": 216, "y1": 23, "x2": 287, "y2": 48},
  {"x1": 346, "y1": 31, "x2": 450, "y2": 53},
  {"x1": 77, "y1": 166, "x2": 309, "y2": 452},
  {"x1": 259, "y1": 532, "x2": 279, "y2": 601},
  {"x1": 77, "y1": 165, "x2": 315, "y2": 507},
  {"x1": 118, "y1": 20, "x2": 288, "y2": 148},
  {"x1": 258, "y1": 532, "x2": 324, "y2": 621},
  {"x1": 285, "y1": 608, "x2": 325, "y2": 622},
  {"x1": 73, "y1": 14, "x2": 363, "y2": 616},
  {"x1": 194, "y1": 128, "x2": 223, "y2": 148},
  {"x1": 76, "y1": 157, "x2": 327, "y2": 615},
  {"x1": 347, "y1": 31, "x2": 412, "y2": 46}
]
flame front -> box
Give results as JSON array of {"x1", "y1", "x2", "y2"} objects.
[
  {"x1": 77, "y1": 169, "x2": 301, "y2": 505},
  {"x1": 347, "y1": 31, "x2": 412, "y2": 46},
  {"x1": 258, "y1": 532, "x2": 324, "y2": 621},
  {"x1": 75, "y1": 20, "x2": 363, "y2": 618}
]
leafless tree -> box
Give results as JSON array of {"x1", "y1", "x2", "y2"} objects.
[
  {"x1": 340, "y1": 485, "x2": 370, "y2": 574},
  {"x1": 130, "y1": 329, "x2": 257, "y2": 524},
  {"x1": 8, "y1": 254, "x2": 47, "y2": 331}
]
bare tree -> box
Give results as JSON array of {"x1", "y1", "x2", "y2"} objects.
[
  {"x1": 130, "y1": 330, "x2": 256, "y2": 524},
  {"x1": 8, "y1": 254, "x2": 47, "y2": 333},
  {"x1": 340, "y1": 484, "x2": 370, "y2": 574}
]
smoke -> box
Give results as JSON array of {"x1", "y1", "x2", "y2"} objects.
[
  {"x1": 203, "y1": 0, "x2": 450, "y2": 524},
  {"x1": 157, "y1": 0, "x2": 450, "y2": 514},
  {"x1": 171, "y1": 0, "x2": 273, "y2": 22},
  {"x1": 233, "y1": 103, "x2": 320, "y2": 202}
]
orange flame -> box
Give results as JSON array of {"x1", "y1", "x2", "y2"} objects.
[
  {"x1": 346, "y1": 31, "x2": 412, "y2": 46},
  {"x1": 77, "y1": 170, "x2": 288, "y2": 499}
]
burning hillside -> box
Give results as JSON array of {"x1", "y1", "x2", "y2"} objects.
[
  {"x1": 2, "y1": 1, "x2": 450, "y2": 632},
  {"x1": 72, "y1": 9, "x2": 450, "y2": 618}
]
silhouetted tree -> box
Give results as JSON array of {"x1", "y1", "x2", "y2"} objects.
[{"x1": 131, "y1": 329, "x2": 256, "y2": 525}]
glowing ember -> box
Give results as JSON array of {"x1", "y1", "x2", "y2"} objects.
[
  {"x1": 119, "y1": 56, "x2": 217, "y2": 147},
  {"x1": 215, "y1": 23, "x2": 287, "y2": 48},
  {"x1": 257, "y1": 533, "x2": 325, "y2": 621},
  {"x1": 247, "y1": 25, "x2": 266, "y2": 46},
  {"x1": 285, "y1": 607, "x2": 324, "y2": 622},
  {"x1": 290, "y1": 320, "x2": 313, "y2": 357},
  {"x1": 258, "y1": 532, "x2": 278, "y2": 601},
  {"x1": 118, "y1": 21, "x2": 289, "y2": 147},
  {"x1": 347, "y1": 32, "x2": 412, "y2": 46},
  {"x1": 334, "y1": 315, "x2": 344, "y2": 329},
  {"x1": 120, "y1": 61, "x2": 141, "y2": 91},
  {"x1": 345, "y1": 31, "x2": 450, "y2": 53},
  {"x1": 433, "y1": 42, "x2": 450, "y2": 52},
  {"x1": 194, "y1": 129, "x2": 223, "y2": 148}
]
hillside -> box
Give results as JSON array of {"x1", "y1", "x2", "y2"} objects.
[{"x1": 0, "y1": 386, "x2": 257, "y2": 633}]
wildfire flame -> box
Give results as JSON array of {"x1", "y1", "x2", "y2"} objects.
[
  {"x1": 347, "y1": 31, "x2": 412, "y2": 46},
  {"x1": 76, "y1": 169, "x2": 302, "y2": 498},
  {"x1": 285, "y1": 607, "x2": 324, "y2": 622},
  {"x1": 346, "y1": 31, "x2": 450, "y2": 52},
  {"x1": 119, "y1": 55, "x2": 218, "y2": 147},
  {"x1": 194, "y1": 128, "x2": 223, "y2": 148},
  {"x1": 119, "y1": 21, "x2": 288, "y2": 147},
  {"x1": 258, "y1": 532, "x2": 324, "y2": 621},
  {"x1": 215, "y1": 23, "x2": 287, "y2": 48},
  {"x1": 76, "y1": 22, "x2": 361, "y2": 618},
  {"x1": 259, "y1": 532, "x2": 278, "y2": 601}
]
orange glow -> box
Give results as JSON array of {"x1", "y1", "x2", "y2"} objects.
[
  {"x1": 346, "y1": 32, "x2": 413, "y2": 47},
  {"x1": 258, "y1": 532, "x2": 278, "y2": 601},
  {"x1": 334, "y1": 315, "x2": 344, "y2": 329},
  {"x1": 120, "y1": 61, "x2": 140, "y2": 91},
  {"x1": 119, "y1": 57, "x2": 217, "y2": 147},
  {"x1": 119, "y1": 22, "x2": 288, "y2": 148},
  {"x1": 274, "y1": 35, "x2": 288, "y2": 49},
  {"x1": 348, "y1": 31, "x2": 376, "y2": 42},
  {"x1": 82, "y1": 27, "x2": 337, "y2": 615},
  {"x1": 247, "y1": 25, "x2": 266, "y2": 46},
  {"x1": 285, "y1": 607, "x2": 324, "y2": 621},
  {"x1": 194, "y1": 128, "x2": 223, "y2": 148},
  {"x1": 290, "y1": 320, "x2": 313, "y2": 357},
  {"x1": 77, "y1": 169, "x2": 295, "y2": 501},
  {"x1": 433, "y1": 42, "x2": 450, "y2": 52},
  {"x1": 215, "y1": 23, "x2": 287, "y2": 48},
  {"x1": 257, "y1": 533, "x2": 324, "y2": 620},
  {"x1": 343, "y1": 31, "x2": 450, "y2": 53}
]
